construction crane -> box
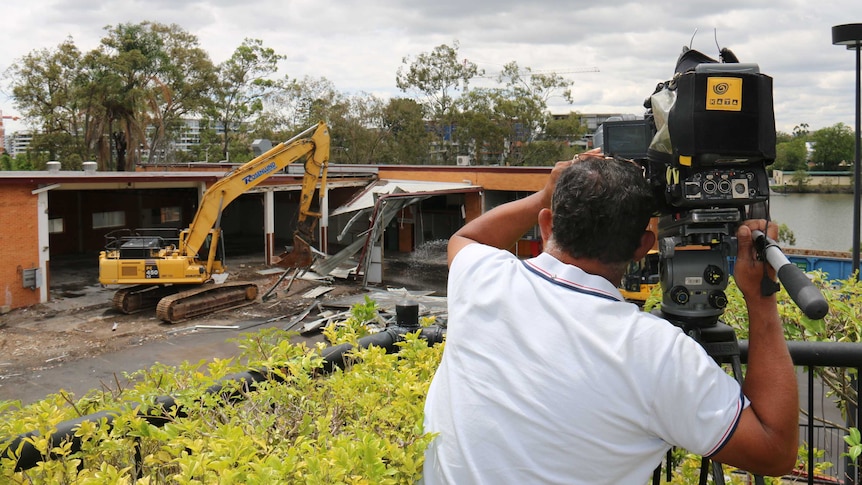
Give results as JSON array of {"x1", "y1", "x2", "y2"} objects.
[{"x1": 0, "y1": 110, "x2": 21, "y2": 155}]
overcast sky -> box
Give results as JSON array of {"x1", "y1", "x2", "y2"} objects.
[{"x1": 1, "y1": 0, "x2": 861, "y2": 137}]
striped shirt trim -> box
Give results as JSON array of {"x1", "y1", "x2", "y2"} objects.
[
  {"x1": 704, "y1": 389, "x2": 746, "y2": 457},
  {"x1": 522, "y1": 259, "x2": 621, "y2": 302}
]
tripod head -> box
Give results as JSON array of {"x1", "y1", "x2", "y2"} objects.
[
  {"x1": 656, "y1": 208, "x2": 740, "y2": 327},
  {"x1": 655, "y1": 207, "x2": 829, "y2": 329}
]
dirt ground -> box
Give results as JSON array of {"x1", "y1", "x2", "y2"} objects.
[{"x1": 0, "y1": 255, "x2": 367, "y2": 382}]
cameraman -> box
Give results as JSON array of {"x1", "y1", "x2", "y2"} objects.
[{"x1": 421, "y1": 153, "x2": 798, "y2": 484}]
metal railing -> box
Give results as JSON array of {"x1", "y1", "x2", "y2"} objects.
[{"x1": 739, "y1": 340, "x2": 862, "y2": 484}]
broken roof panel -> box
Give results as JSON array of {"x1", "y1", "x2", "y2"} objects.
[{"x1": 330, "y1": 179, "x2": 480, "y2": 216}]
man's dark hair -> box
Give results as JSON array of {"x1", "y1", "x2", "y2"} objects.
[{"x1": 551, "y1": 158, "x2": 656, "y2": 264}]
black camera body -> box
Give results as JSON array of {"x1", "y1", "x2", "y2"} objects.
[
  {"x1": 597, "y1": 48, "x2": 776, "y2": 325},
  {"x1": 602, "y1": 62, "x2": 774, "y2": 214}
]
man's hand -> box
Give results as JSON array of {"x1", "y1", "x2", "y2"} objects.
[{"x1": 734, "y1": 220, "x2": 778, "y2": 301}]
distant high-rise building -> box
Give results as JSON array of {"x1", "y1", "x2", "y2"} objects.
[{"x1": 7, "y1": 131, "x2": 34, "y2": 157}]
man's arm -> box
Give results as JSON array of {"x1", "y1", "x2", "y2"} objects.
[
  {"x1": 710, "y1": 220, "x2": 799, "y2": 476},
  {"x1": 447, "y1": 159, "x2": 570, "y2": 267}
]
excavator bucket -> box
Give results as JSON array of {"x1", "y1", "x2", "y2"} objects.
[{"x1": 273, "y1": 234, "x2": 314, "y2": 269}]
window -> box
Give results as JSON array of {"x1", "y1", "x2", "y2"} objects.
[
  {"x1": 48, "y1": 218, "x2": 64, "y2": 234},
  {"x1": 160, "y1": 206, "x2": 181, "y2": 223},
  {"x1": 92, "y1": 211, "x2": 125, "y2": 229}
]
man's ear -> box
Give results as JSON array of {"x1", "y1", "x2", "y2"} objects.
[
  {"x1": 538, "y1": 208, "x2": 553, "y2": 243},
  {"x1": 633, "y1": 230, "x2": 656, "y2": 261}
]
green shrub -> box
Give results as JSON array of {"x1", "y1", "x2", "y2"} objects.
[
  {"x1": 3, "y1": 273, "x2": 860, "y2": 483},
  {"x1": 0, "y1": 302, "x2": 443, "y2": 484}
]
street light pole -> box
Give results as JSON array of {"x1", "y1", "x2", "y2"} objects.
[
  {"x1": 833, "y1": 23, "x2": 862, "y2": 485},
  {"x1": 832, "y1": 24, "x2": 862, "y2": 281}
]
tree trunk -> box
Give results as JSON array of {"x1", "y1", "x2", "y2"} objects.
[{"x1": 113, "y1": 131, "x2": 128, "y2": 172}]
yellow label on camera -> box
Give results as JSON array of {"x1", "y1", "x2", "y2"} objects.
[{"x1": 706, "y1": 77, "x2": 742, "y2": 112}]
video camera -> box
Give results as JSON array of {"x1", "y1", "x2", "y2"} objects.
[
  {"x1": 597, "y1": 46, "x2": 826, "y2": 327},
  {"x1": 601, "y1": 47, "x2": 774, "y2": 213}
]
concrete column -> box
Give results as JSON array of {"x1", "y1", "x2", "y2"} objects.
[
  {"x1": 264, "y1": 190, "x2": 275, "y2": 266},
  {"x1": 320, "y1": 185, "x2": 329, "y2": 254},
  {"x1": 36, "y1": 190, "x2": 49, "y2": 303}
]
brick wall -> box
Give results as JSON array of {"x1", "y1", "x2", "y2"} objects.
[{"x1": 0, "y1": 184, "x2": 40, "y2": 309}]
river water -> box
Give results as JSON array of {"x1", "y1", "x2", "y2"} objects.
[{"x1": 768, "y1": 193, "x2": 856, "y2": 252}]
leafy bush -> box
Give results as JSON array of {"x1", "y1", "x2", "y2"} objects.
[
  {"x1": 0, "y1": 301, "x2": 443, "y2": 484},
  {"x1": 4, "y1": 273, "x2": 861, "y2": 483}
]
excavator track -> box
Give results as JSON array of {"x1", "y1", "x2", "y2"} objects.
[
  {"x1": 155, "y1": 281, "x2": 259, "y2": 324},
  {"x1": 113, "y1": 285, "x2": 181, "y2": 314}
]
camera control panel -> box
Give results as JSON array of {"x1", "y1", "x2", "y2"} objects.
[{"x1": 665, "y1": 165, "x2": 769, "y2": 208}]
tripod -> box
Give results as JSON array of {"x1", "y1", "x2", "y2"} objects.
[
  {"x1": 650, "y1": 317, "x2": 766, "y2": 485},
  {"x1": 650, "y1": 210, "x2": 766, "y2": 484}
]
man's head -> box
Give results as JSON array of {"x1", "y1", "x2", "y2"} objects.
[{"x1": 549, "y1": 157, "x2": 656, "y2": 266}]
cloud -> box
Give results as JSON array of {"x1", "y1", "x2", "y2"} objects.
[{"x1": 2, "y1": 0, "x2": 860, "y2": 136}]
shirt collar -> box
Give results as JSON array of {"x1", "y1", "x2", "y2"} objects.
[{"x1": 522, "y1": 252, "x2": 624, "y2": 302}]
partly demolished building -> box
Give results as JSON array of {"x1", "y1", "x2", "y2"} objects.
[{"x1": 0, "y1": 163, "x2": 552, "y2": 311}]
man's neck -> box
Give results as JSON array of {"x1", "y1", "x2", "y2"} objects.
[{"x1": 543, "y1": 246, "x2": 625, "y2": 286}]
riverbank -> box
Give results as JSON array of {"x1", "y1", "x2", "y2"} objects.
[{"x1": 771, "y1": 185, "x2": 853, "y2": 194}]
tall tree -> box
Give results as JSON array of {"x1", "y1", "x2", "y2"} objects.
[
  {"x1": 7, "y1": 38, "x2": 90, "y2": 166},
  {"x1": 497, "y1": 61, "x2": 573, "y2": 137},
  {"x1": 543, "y1": 112, "x2": 586, "y2": 143},
  {"x1": 210, "y1": 38, "x2": 284, "y2": 161},
  {"x1": 329, "y1": 94, "x2": 388, "y2": 164},
  {"x1": 396, "y1": 41, "x2": 481, "y2": 120},
  {"x1": 396, "y1": 41, "x2": 481, "y2": 163},
  {"x1": 380, "y1": 98, "x2": 433, "y2": 164},
  {"x1": 9, "y1": 23, "x2": 218, "y2": 169},
  {"x1": 262, "y1": 76, "x2": 344, "y2": 134},
  {"x1": 773, "y1": 137, "x2": 808, "y2": 172},
  {"x1": 142, "y1": 23, "x2": 216, "y2": 164},
  {"x1": 810, "y1": 123, "x2": 855, "y2": 171},
  {"x1": 455, "y1": 89, "x2": 508, "y2": 165},
  {"x1": 87, "y1": 22, "x2": 171, "y2": 171}
]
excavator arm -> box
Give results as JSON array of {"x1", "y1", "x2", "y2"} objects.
[
  {"x1": 182, "y1": 122, "x2": 330, "y2": 269},
  {"x1": 273, "y1": 131, "x2": 330, "y2": 269}
]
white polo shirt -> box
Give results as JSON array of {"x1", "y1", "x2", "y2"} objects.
[{"x1": 422, "y1": 244, "x2": 745, "y2": 485}]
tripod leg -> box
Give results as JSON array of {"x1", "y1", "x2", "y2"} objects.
[
  {"x1": 710, "y1": 459, "x2": 726, "y2": 485},
  {"x1": 666, "y1": 449, "x2": 673, "y2": 482},
  {"x1": 699, "y1": 457, "x2": 711, "y2": 485}
]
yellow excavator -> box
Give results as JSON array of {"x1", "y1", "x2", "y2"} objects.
[
  {"x1": 99, "y1": 122, "x2": 330, "y2": 323},
  {"x1": 619, "y1": 249, "x2": 660, "y2": 303}
]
